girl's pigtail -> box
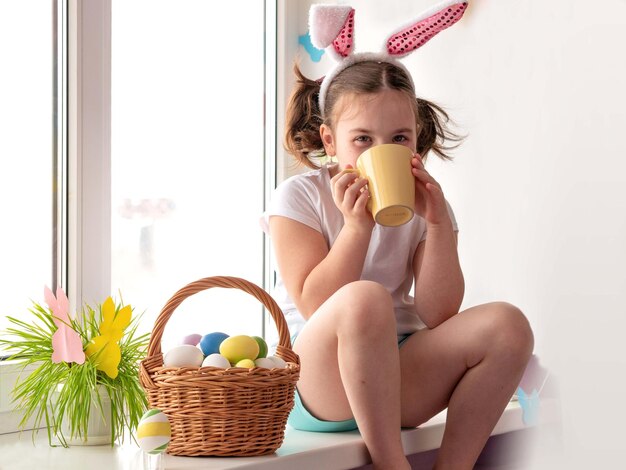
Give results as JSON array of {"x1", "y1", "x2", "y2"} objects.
[
  {"x1": 284, "y1": 64, "x2": 325, "y2": 168},
  {"x1": 416, "y1": 97, "x2": 465, "y2": 162}
]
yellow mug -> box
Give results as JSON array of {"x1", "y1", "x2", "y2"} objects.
[{"x1": 346, "y1": 144, "x2": 415, "y2": 227}]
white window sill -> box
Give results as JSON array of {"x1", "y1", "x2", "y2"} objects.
[
  {"x1": 0, "y1": 360, "x2": 40, "y2": 434},
  {"x1": 0, "y1": 395, "x2": 560, "y2": 470}
]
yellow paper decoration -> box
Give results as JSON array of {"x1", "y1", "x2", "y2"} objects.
[{"x1": 85, "y1": 297, "x2": 131, "y2": 379}]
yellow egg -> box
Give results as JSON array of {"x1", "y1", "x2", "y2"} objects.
[
  {"x1": 235, "y1": 358, "x2": 255, "y2": 368},
  {"x1": 219, "y1": 335, "x2": 260, "y2": 363},
  {"x1": 251, "y1": 336, "x2": 268, "y2": 358}
]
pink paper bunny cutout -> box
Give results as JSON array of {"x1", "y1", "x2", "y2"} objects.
[{"x1": 44, "y1": 286, "x2": 86, "y2": 364}]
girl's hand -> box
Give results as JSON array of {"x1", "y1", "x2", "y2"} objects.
[
  {"x1": 330, "y1": 165, "x2": 375, "y2": 232},
  {"x1": 411, "y1": 154, "x2": 450, "y2": 227}
]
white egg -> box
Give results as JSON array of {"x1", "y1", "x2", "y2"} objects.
[
  {"x1": 254, "y1": 357, "x2": 275, "y2": 369},
  {"x1": 267, "y1": 355, "x2": 287, "y2": 368},
  {"x1": 163, "y1": 344, "x2": 204, "y2": 368},
  {"x1": 202, "y1": 353, "x2": 231, "y2": 369}
]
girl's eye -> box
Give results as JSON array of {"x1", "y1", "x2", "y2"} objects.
[
  {"x1": 393, "y1": 135, "x2": 408, "y2": 143},
  {"x1": 354, "y1": 135, "x2": 371, "y2": 143}
]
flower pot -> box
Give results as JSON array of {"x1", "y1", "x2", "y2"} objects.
[{"x1": 56, "y1": 384, "x2": 113, "y2": 446}]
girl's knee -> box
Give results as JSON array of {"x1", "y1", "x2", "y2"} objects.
[
  {"x1": 337, "y1": 280, "x2": 392, "y2": 310},
  {"x1": 334, "y1": 281, "x2": 395, "y2": 334},
  {"x1": 487, "y1": 302, "x2": 534, "y2": 360}
]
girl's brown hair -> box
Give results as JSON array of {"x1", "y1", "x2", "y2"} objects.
[{"x1": 284, "y1": 61, "x2": 463, "y2": 169}]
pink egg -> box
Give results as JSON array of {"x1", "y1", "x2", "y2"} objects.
[{"x1": 182, "y1": 334, "x2": 202, "y2": 346}]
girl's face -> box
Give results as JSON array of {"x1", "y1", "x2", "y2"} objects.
[{"x1": 320, "y1": 89, "x2": 417, "y2": 171}]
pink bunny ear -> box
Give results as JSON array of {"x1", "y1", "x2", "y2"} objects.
[
  {"x1": 55, "y1": 286, "x2": 72, "y2": 320},
  {"x1": 309, "y1": 5, "x2": 355, "y2": 60},
  {"x1": 386, "y1": 0, "x2": 468, "y2": 58},
  {"x1": 44, "y1": 285, "x2": 58, "y2": 313},
  {"x1": 44, "y1": 285, "x2": 71, "y2": 325}
]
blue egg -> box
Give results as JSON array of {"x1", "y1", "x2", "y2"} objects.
[{"x1": 199, "y1": 332, "x2": 229, "y2": 356}]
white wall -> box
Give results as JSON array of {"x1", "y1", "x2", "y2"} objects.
[
  {"x1": 280, "y1": 0, "x2": 626, "y2": 467},
  {"x1": 419, "y1": 2, "x2": 626, "y2": 467}
]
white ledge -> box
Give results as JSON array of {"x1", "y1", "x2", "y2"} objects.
[{"x1": 0, "y1": 398, "x2": 560, "y2": 470}]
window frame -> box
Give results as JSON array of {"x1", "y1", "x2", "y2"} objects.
[
  {"x1": 66, "y1": 0, "x2": 112, "y2": 308},
  {"x1": 264, "y1": 0, "x2": 278, "y2": 337}
]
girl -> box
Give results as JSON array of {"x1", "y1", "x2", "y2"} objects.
[{"x1": 262, "y1": 5, "x2": 534, "y2": 469}]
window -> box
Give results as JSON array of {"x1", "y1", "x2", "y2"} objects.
[
  {"x1": 0, "y1": 2, "x2": 270, "y2": 351},
  {"x1": 1, "y1": 0, "x2": 272, "y2": 434},
  {"x1": 111, "y1": 1, "x2": 267, "y2": 351},
  {"x1": 0, "y1": 2, "x2": 57, "y2": 347}
]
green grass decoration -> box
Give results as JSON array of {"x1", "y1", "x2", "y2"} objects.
[{"x1": 0, "y1": 297, "x2": 150, "y2": 447}]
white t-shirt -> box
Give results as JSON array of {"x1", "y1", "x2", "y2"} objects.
[{"x1": 260, "y1": 164, "x2": 458, "y2": 340}]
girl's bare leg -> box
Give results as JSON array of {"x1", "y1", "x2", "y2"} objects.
[
  {"x1": 399, "y1": 302, "x2": 534, "y2": 469},
  {"x1": 293, "y1": 280, "x2": 410, "y2": 469}
]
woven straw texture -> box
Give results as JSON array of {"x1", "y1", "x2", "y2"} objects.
[{"x1": 139, "y1": 276, "x2": 300, "y2": 456}]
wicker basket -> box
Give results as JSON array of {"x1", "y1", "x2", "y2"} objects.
[{"x1": 139, "y1": 276, "x2": 300, "y2": 456}]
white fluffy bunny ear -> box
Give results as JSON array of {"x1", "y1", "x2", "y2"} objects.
[
  {"x1": 309, "y1": 4, "x2": 355, "y2": 61},
  {"x1": 385, "y1": 0, "x2": 468, "y2": 58}
]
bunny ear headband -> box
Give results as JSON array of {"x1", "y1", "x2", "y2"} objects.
[{"x1": 309, "y1": 0, "x2": 469, "y2": 118}]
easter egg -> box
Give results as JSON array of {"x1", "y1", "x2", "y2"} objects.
[
  {"x1": 163, "y1": 344, "x2": 204, "y2": 368},
  {"x1": 235, "y1": 358, "x2": 256, "y2": 368},
  {"x1": 219, "y1": 335, "x2": 260, "y2": 364},
  {"x1": 181, "y1": 333, "x2": 202, "y2": 346},
  {"x1": 254, "y1": 357, "x2": 275, "y2": 369},
  {"x1": 199, "y1": 332, "x2": 229, "y2": 356},
  {"x1": 137, "y1": 409, "x2": 171, "y2": 454},
  {"x1": 267, "y1": 355, "x2": 287, "y2": 368},
  {"x1": 251, "y1": 336, "x2": 268, "y2": 359},
  {"x1": 201, "y1": 353, "x2": 230, "y2": 369}
]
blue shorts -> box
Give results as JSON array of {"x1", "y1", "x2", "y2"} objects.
[{"x1": 288, "y1": 333, "x2": 412, "y2": 433}]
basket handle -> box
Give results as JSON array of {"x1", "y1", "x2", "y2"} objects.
[{"x1": 145, "y1": 276, "x2": 295, "y2": 362}]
